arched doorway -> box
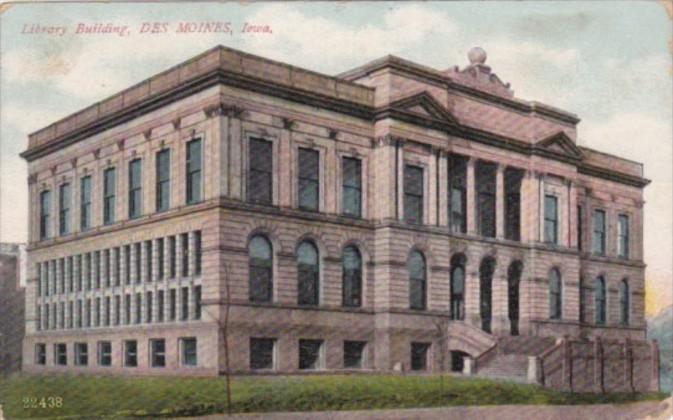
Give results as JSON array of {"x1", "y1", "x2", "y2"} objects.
[
  {"x1": 507, "y1": 261, "x2": 523, "y2": 336},
  {"x1": 479, "y1": 257, "x2": 495, "y2": 333}
]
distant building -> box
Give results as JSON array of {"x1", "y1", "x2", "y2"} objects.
[
  {"x1": 0, "y1": 243, "x2": 26, "y2": 374},
  {"x1": 20, "y1": 45, "x2": 658, "y2": 392}
]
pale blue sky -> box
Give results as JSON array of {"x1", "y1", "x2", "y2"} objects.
[{"x1": 1, "y1": 1, "x2": 671, "y2": 312}]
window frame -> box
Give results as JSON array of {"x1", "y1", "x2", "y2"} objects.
[
  {"x1": 248, "y1": 235, "x2": 273, "y2": 303},
  {"x1": 128, "y1": 159, "x2": 143, "y2": 219},
  {"x1": 150, "y1": 338, "x2": 166, "y2": 368},
  {"x1": 74, "y1": 342, "x2": 88, "y2": 366},
  {"x1": 156, "y1": 148, "x2": 171, "y2": 212},
  {"x1": 297, "y1": 147, "x2": 320, "y2": 212},
  {"x1": 448, "y1": 155, "x2": 467, "y2": 234},
  {"x1": 123, "y1": 340, "x2": 138, "y2": 367},
  {"x1": 341, "y1": 156, "x2": 362, "y2": 218},
  {"x1": 592, "y1": 209, "x2": 606, "y2": 255},
  {"x1": 594, "y1": 277, "x2": 607, "y2": 325},
  {"x1": 250, "y1": 337, "x2": 276, "y2": 371},
  {"x1": 619, "y1": 279, "x2": 630, "y2": 326},
  {"x1": 618, "y1": 214, "x2": 630, "y2": 258},
  {"x1": 39, "y1": 190, "x2": 51, "y2": 240},
  {"x1": 180, "y1": 337, "x2": 198, "y2": 367},
  {"x1": 80, "y1": 176, "x2": 92, "y2": 230},
  {"x1": 404, "y1": 164, "x2": 424, "y2": 225},
  {"x1": 58, "y1": 183, "x2": 71, "y2": 236},
  {"x1": 103, "y1": 167, "x2": 116, "y2": 225},
  {"x1": 342, "y1": 245, "x2": 363, "y2": 308},
  {"x1": 544, "y1": 194, "x2": 559, "y2": 245},
  {"x1": 549, "y1": 268, "x2": 562, "y2": 320},
  {"x1": 247, "y1": 137, "x2": 273, "y2": 205},
  {"x1": 408, "y1": 250, "x2": 427, "y2": 310},
  {"x1": 97, "y1": 341, "x2": 112, "y2": 367},
  {"x1": 297, "y1": 241, "x2": 320, "y2": 306},
  {"x1": 186, "y1": 138, "x2": 203, "y2": 205}
]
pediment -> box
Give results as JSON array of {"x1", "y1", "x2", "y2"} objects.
[
  {"x1": 389, "y1": 91, "x2": 459, "y2": 125},
  {"x1": 535, "y1": 131, "x2": 583, "y2": 160}
]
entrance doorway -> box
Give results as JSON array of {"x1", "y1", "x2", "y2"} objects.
[{"x1": 450, "y1": 351, "x2": 469, "y2": 373}]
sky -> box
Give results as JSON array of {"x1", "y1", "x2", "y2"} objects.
[{"x1": 1, "y1": 1, "x2": 671, "y2": 315}]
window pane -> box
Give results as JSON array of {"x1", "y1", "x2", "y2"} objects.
[
  {"x1": 342, "y1": 246, "x2": 362, "y2": 307},
  {"x1": 342, "y1": 158, "x2": 362, "y2": 217},
  {"x1": 298, "y1": 339, "x2": 322, "y2": 370},
  {"x1": 298, "y1": 148, "x2": 319, "y2": 211},
  {"x1": 249, "y1": 235, "x2": 272, "y2": 302},
  {"x1": 250, "y1": 338, "x2": 275, "y2": 370},
  {"x1": 248, "y1": 138, "x2": 273, "y2": 204},
  {"x1": 404, "y1": 165, "x2": 423, "y2": 224},
  {"x1": 186, "y1": 139, "x2": 202, "y2": 204}
]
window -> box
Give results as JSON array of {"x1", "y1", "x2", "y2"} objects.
[
  {"x1": 157, "y1": 290, "x2": 165, "y2": 322},
  {"x1": 249, "y1": 235, "x2": 273, "y2": 302},
  {"x1": 181, "y1": 287, "x2": 189, "y2": 320},
  {"x1": 114, "y1": 295, "x2": 121, "y2": 325},
  {"x1": 594, "y1": 277, "x2": 606, "y2": 325},
  {"x1": 98, "y1": 341, "x2": 112, "y2": 366},
  {"x1": 618, "y1": 215, "x2": 630, "y2": 258},
  {"x1": 592, "y1": 210, "x2": 606, "y2": 255},
  {"x1": 75, "y1": 342, "x2": 88, "y2": 366},
  {"x1": 124, "y1": 245, "x2": 131, "y2": 284},
  {"x1": 156, "y1": 149, "x2": 171, "y2": 212},
  {"x1": 146, "y1": 291, "x2": 153, "y2": 323},
  {"x1": 194, "y1": 231, "x2": 202, "y2": 276},
  {"x1": 150, "y1": 339, "x2": 166, "y2": 368},
  {"x1": 408, "y1": 250, "x2": 426, "y2": 310},
  {"x1": 180, "y1": 338, "x2": 198, "y2": 366},
  {"x1": 508, "y1": 261, "x2": 522, "y2": 336},
  {"x1": 549, "y1": 268, "x2": 562, "y2": 320},
  {"x1": 480, "y1": 258, "x2": 495, "y2": 333},
  {"x1": 181, "y1": 233, "x2": 189, "y2": 277},
  {"x1": 128, "y1": 159, "x2": 142, "y2": 219},
  {"x1": 134, "y1": 243, "x2": 141, "y2": 283},
  {"x1": 39, "y1": 190, "x2": 51, "y2": 239},
  {"x1": 343, "y1": 341, "x2": 366, "y2": 369},
  {"x1": 85, "y1": 298, "x2": 91, "y2": 327},
  {"x1": 124, "y1": 340, "x2": 137, "y2": 367},
  {"x1": 297, "y1": 241, "x2": 319, "y2": 305},
  {"x1": 250, "y1": 338, "x2": 275, "y2": 370},
  {"x1": 411, "y1": 342, "x2": 430, "y2": 371},
  {"x1": 76, "y1": 299, "x2": 82, "y2": 328},
  {"x1": 186, "y1": 139, "x2": 202, "y2": 204},
  {"x1": 298, "y1": 148, "x2": 320, "y2": 211},
  {"x1": 448, "y1": 155, "x2": 467, "y2": 233},
  {"x1": 135, "y1": 293, "x2": 142, "y2": 324},
  {"x1": 124, "y1": 294, "x2": 131, "y2": 324},
  {"x1": 544, "y1": 195, "x2": 558, "y2": 244},
  {"x1": 103, "y1": 168, "x2": 116, "y2": 225},
  {"x1": 619, "y1": 279, "x2": 630, "y2": 325},
  {"x1": 169, "y1": 289, "x2": 177, "y2": 321},
  {"x1": 157, "y1": 238, "x2": 165, "y2": 280},
  {"x1": 145, "y1": 240, "x2": 152, "y2": 282},
  {"x1": 342, "y1": 246, "x2": 362, "y2": 307},
  {"x1": 504, "y1": 168, "x2": 523, "y2": 241},
  {"x1": 579, "y1": 277, "x2": 586, "y2": 323},
  {"x1": 58, "y1": 183, "x2": 71, "y2": 235},
  {"x1": 476, "y1": 162, "x2": 496, "y2": 237},
  {"x1": 298, "y1": 339, "x2": 323, "y2": 370},
  {"x1": 193, "y1": 286, "x2": 202, "y2": 320},
  {"x1": 248, "y1": 138, "x2": 273, "y2": 204},
  {"x1": 84, "y1": 253, "x2": 92, "y2": 290},
  {"x1": 577, "y1": 205, "x2": 583, "y2": 251},
  {"x1": 404, "y1": 165, "x2": 424, "y2": 224},
  {"x1": 94, "y1": 251, "x2": 100, "y2": 289},
  {"x1": 55, "y1": 343, "x2": 67, "y2": 366},
  {"x1": 80, "y1": 176, "x2": 92, "y2": 230},
  {"x1": 68, "y1": 256, "x2": 74, "y2": 292},
  {"x1": 169, "y1": 236, "x2": 177, "y2": 278},
  {"x1": 36, "y1": 305, "x2": 42, "y2": 331},
  {"x1": 35, "y1": 343, "x2": 46, "y2": 365},
  {"x1": 342, "y1": 157, "x2": 362, "y2": 217},
  {"x1": 104, "y1": 250, "x2": 110, "y2": 288},
  {"x1": 94, "y1": 297, "x2": 100, "y2": 326},
  {"x1": 67, "y1": 301, "x2": 73, "y2": 329},
  {"x1": 450, "y1": 255, "x2": 465, "y2": 320}
]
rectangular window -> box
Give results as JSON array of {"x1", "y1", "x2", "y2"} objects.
[
  {"x1": 145, "y1": 240, "x2": 153, "y2": 282},
  {"x1": 114, "y1": 247, "x2": 121, "y2": 286},
  {"x1": 618, "y1": 214, "x2": 630, "y2": 258},
  {"x1": 150, "y1": 339, "x2": 166, "y2": 368},
  {"x1": 85, "y1": 253, "x2": 91, "y2": 290},
  {"x1": 250, "y1": 337, "x2": 275, "y2": 370},
  {"x1": 94, "y1": 297, "x2": 100, "y2": 327},
  {"x1": 124, "y1": 340, "x2": 137, "y2": 367},
  {"x1": 181, "y1": 287, "x2": 189, "y2": 321},
  {"x1": 156, "y1": 149, "x2": 171, "y2": 212},
  {"x1": 404, "y1": 165, "x2": 424, "y2": 225},
  {"x1": 114, "y1": 295, "x2": 121, "y2": 325},
  {"x1": 103, "y1": 168, "x2": 116, "y2": 225},
  {"x1": 448, "y1": 155, "x2": 467, "y2": 234},
  {"x1": 592, "y1": 210, "x2": 606, "y2": 255},
  {"x1": 80, "y1": 176, "x2": 92, "y2": 230},
  {"x1": 298, "y1": 148, "x2": 320, "y2": 211},
  {"x1": 193, "y1": 285, "x2": 202, "y2": 320},
  {"x1": 157, "y1": 290, "x2": 165, "y2": 322},
  {"x1": 98, "y1": 341, "x2": 112, "y2": 366},
  {"x1": 55, "y1": 343, "x2": 67, "y2": 366},
  {"x1": 169, "y1": 289, "x2": 177, "y2": 321},
  {"x1": 36, "y1": 305, "x2": 42, "y2": 331},
  {"x1": 59, "y1": 302, "x2": 65, "y2": 329},
  {"x1": 44, "y1": 304, "x2": 49, "y2": 330},
  {"x1": 39, "y1": 190, "x2": 51, "y2": 240},
  {"x1": 194, "y1": 231, "x2": 202, "y2": 276},
  {"x1": 76, "y1": 255, "x2": 82, "y2": 291},
  {"x1": 476, "y1": 162, "x2": 496, "y2": 238},
  {"x1": 68, "y1": 256, "x2": 74, "y2": 292},
  {"x1": 343, "y1": 341, "x2": 366, "y2": 369},
  {"x1": 180, "y1": 337, "x2": 198, "y2": 366},
  {"x1": 67, "y1": 301, "x2": 73, "y2": 329},
  {"x1": 186, "y1": 139, "x2": 202, "y2": 204},
  {"x1": 157, "y1": 238, "x2": 165, "y2": 280},
  {"x1": 104, "y1": 250, "x2": 110, "y2": 288},
  {"x1": 411, "y1": 342, "x2": 430, "y2": 371},
  {"x1": 248, "y1": 138, "x2": 273, "y2": 204},
  {"x1": 104, "y1": 296, "x2": 110, "y2": 326},
  {"x1": 58, "y1": 183, "x2": 71, "y2": 235},
  {"x1": 76, "y1": 299, "x2": 82, "y2": 328},
  {"x1": 135, "y1": 293, "x2": 142, "y2": 324},
  {"x1": 181, "y1": 233, "x2": 189, "y2": 277},
  {"x1": 577, "y1": 205, "x2": 583, "y2": 251},
  {"x1": 134, "y1": 243, "x2": 141, "y2": 283},
  {"x1": 124, "y1": 245, "x2": 131, "y2": 284},
  {"x1": 504, "y1": 168, "x2": 523, "y2": 241},
  {"x1": 35, "y1": 343, "x2": 46, "y2": 365},
  {"x1": 298, "y1": 339, "x2": 323, "y2": 370},
  {"x1": 342, "y1": 157, "x2": 362, "y2": 217},
  {"x1": 75, "y1": 342, "x2": 88, "y2": 366},
  {"x1": 124, "y1": 294, "x2": 131, "y2": 324},
  {"x1": 169, "y1": 236, "x2": 177, "y2": 279},
  {"x1": 146, "y1": 291, "x2": 153, "y2": 323},
  {"x1": 128, "y1": 159, "x2": 142, "y2": 219},
  {"x1": 544, "y1": 195, "x2": 558, "y2": 244},
  {"x1": 94, "y1": 251, "x2": 100, "y2": 289},
  {"x1": 85, "y1": 299, "x2": 91, "y2": 328}
]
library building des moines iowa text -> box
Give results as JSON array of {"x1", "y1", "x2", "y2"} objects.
[{"x1": 20, "y1": 46, "x2": 659, "y2": 393}]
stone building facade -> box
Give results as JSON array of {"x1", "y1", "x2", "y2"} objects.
[
  {"x1": 1, "y1": 243, "x2": 26, "y2": 375},
  {"x1": 20, "y1": 46, "x2": 658, "y2": 392}
]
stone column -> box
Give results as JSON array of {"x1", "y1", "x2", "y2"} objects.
[
  {"x1": 437, "y1": 151, "x2": 448, "y2": 227},
  {"x1": 466, "y1": 157, "x2": 476, "y2": 234},
  {"x1": 496, "y1": 165, "x2": 505, "y2": 239}
]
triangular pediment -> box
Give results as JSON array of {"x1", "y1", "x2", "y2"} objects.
[
  {"x1": 535, "y1": 131, "x2": 583, "y2": 160},
  {"x1": 389, "y1": 91, "x2": 459, "y2": 125}
]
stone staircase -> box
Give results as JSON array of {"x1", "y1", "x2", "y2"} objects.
[
  {"x1": 472, "y1": 336, "x2": 560, "y2": 383},
  {"x1": 475, "y1": 354, "x2": 530, "y2": 382}
]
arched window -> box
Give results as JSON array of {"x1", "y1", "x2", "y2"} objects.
[
  {"x1": 408, "y1": 250, "x2": 426, "y2": 310},
  {"x1": 479, "y1": 257, "x2": 495, "y2": 333},
  {"x1": 297, "y1": 241, "x2": 319, "y2": 305},
  {"x1": 619, "y1": 279, "x2": 629, "y2": 325},
  {"x1": 450, "y1": 254, "x2": 466, "y2": 320},
  {"x1": 342, "y1": 246, "x2": 362, "y2": 307},
  {"x1": 249, "y1": 235, "x2": 272, "y2": 302},
  {"x1": 508, "y1": 261, "x2": 523, "y2": 335},
  {"x1": 549, "y1": 268, "x2": 562, "y2": 320},
  {"x1": 594, "y1": 276, "x2": 606, "y2": 325}
]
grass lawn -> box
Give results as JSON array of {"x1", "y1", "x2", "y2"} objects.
[{"x1": 0, "y1": 373, "x2": 668, "y2": 419}]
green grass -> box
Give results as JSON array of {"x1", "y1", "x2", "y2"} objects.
[{"x1": 0, "y1": 373, "x2": 667, "y2": 419}]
